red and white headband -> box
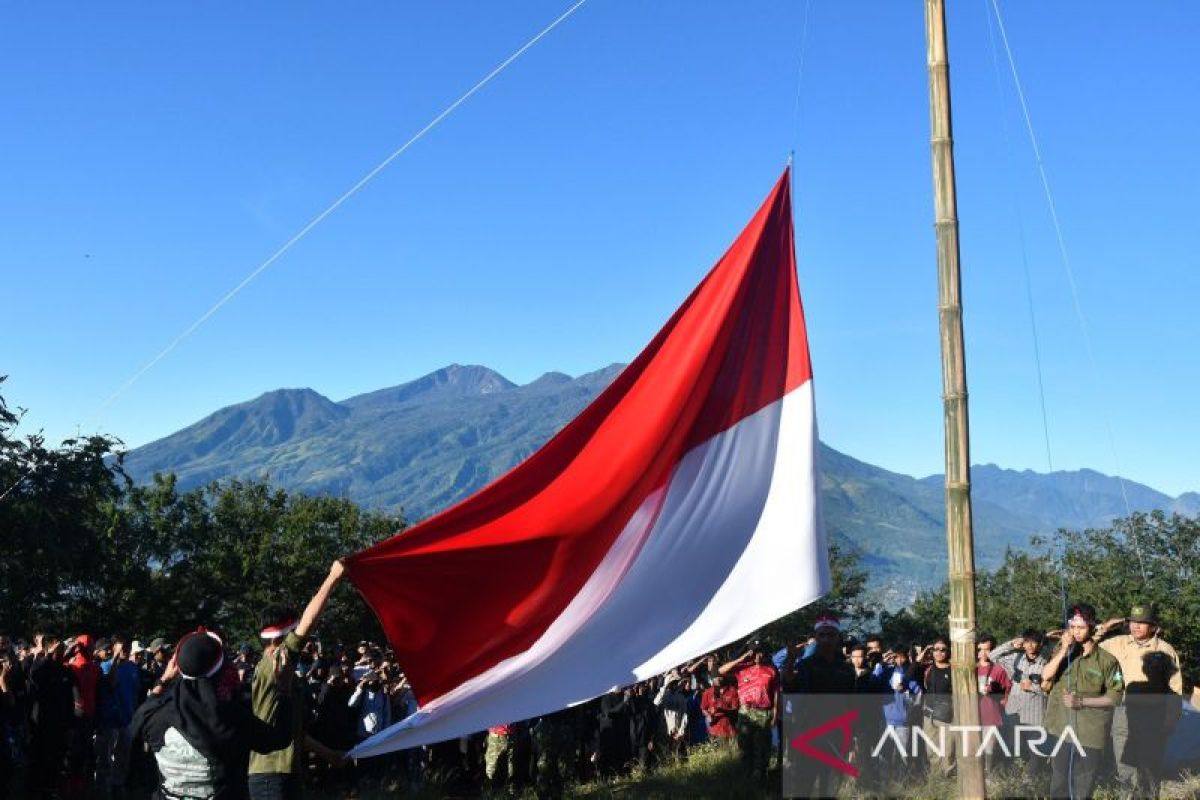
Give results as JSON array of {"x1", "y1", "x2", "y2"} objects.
[
  {"x1": 1068, "y1": 608, "x2": 1095, "y2": 626},
  {"x1": 260, "y1": 618, "x2": 299, "y2": 640}
]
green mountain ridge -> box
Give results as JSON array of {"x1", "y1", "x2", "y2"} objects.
[{"x1": 122, "y1": 363, "x2": 1195, "y2": 603}]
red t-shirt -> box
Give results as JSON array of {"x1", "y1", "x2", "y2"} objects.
[
  {"x1": 69, "y1": 656, "x2": 102, "y2": 718},
  {"x1": 701, "y1": 685, "x2": 740, "y2": 737},
  {"x1": 735, "y1": 664, "x2": 778, "y2": 710},
  {"x1": 976, "y1": 663, "x2": 1011, "y2": 728}
]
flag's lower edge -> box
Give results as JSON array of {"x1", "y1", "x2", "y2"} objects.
[{"x1": 351, "y1": 380, "x2": 827, "y2": 757}]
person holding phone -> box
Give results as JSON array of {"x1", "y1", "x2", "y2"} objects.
[{"x1": 1041, "y1": 603, "x2": 1123, "y2": 800}]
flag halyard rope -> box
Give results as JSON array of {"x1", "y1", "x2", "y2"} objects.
[{"x1": 986, "y1": 0, "x2": 1148, "y2": 587}]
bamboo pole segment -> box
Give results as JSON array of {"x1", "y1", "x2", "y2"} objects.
[{"x1": 924, "y1": 1, "x2": 985, "y2": 798}]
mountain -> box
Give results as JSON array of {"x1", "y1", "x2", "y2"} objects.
[{"x1": 122, "y1": 364, "x2": 1195, "y2": 603}]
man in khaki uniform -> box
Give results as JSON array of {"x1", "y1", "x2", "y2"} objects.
[
  {"x1": 248, "y1": 561, "x2": 348, "y2": 800},
  {"x1": 1098, "y1": 603, "x2": 1183, "y2": 799},
  {"x1": 1042, "y1": 603, "x2": 1124, "y2": 800}
]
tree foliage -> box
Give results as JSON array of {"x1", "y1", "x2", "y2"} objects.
[
  {"x1": 760, "y1": 540, "x2": 877, "y2": 647},
  {"x1": 0, "y1": 378, "x2": 403, "y2": 644},
  {"x1": 881, "y1": 512, "x2": 1200, "y2": 685}
]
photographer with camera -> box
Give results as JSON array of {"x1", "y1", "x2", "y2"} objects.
[{"x1": 347, "y1": 666, "x2": 390, "y2": 741}]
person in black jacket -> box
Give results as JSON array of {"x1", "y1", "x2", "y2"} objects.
[
  {"x1": 132, "y1": 628, "x2": 293, "y2": 800},
  {"x1": 594, "y1": 688, "x2": 632, "y2": 776},
  {"x1": 27, "y1": 635, "x2": 75, "y2": 799},
  {"x1": 627, "y1": 682, "x2": 659, "y2": 773}
]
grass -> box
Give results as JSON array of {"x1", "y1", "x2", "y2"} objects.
[{"x1": 307, "y1": 748, "x2": 1200, "y2": 799}]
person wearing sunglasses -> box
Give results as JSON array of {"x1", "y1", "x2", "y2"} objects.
[{"x1": 920, "y1": 639, "x2": 955, "y2": 776}]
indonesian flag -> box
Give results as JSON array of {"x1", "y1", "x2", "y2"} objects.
[{"x1": 344, "y1": 168, "x2": 828, "y2": 756}]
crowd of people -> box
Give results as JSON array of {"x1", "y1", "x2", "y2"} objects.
[
  {"x1": 0, "y1": 560, "x2": 1195, "y2": 800},
  {"x1": 777, "y1": 604, "x2": 1195, "y2": 799}
]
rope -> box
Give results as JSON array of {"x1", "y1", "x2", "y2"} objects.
[
  {"x1": 790, "y1": 0, "x2": 813, "y2": 143},
  {"x1": 0, "y1": 0, "x2": 591, "y2": 505},
  {"x1": 986, "y1": 0, "x2": 1148, "y2": 586},
  {"x1": 787, "y1": 0, "x2": 812, "y2": 255}
]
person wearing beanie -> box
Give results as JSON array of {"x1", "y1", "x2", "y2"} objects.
[
  {"x1": 132, "y1": 628, "x2": 295, "y2": 800},
  {"x1": 248, "y1": 561, "x2": 347, "y2": 800}
]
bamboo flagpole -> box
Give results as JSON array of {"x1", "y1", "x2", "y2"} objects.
[{"x1": 924, "y1": 1, "x2": 985, "y2": 798}]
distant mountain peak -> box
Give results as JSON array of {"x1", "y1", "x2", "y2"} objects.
[
  {"x1": 122, "y1": 362, "x2": 1195, "y2": 609},
  {"x1": 433, "y1": 364, "x2": 515, "y2": 395},
  {"x1": 341, "y1": 364, "x2": 516, "y2": 410},
  {"x1": 526, "y1": 371, "x2": 573, "y2": 388}
]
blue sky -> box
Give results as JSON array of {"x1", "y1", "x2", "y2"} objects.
[{"x1": 2, "y1": 2, "x2": 1197, "y2": 496}]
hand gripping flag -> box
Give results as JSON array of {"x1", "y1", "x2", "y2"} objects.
[{"x1": 344, "y1": 168, "x2": 829, "y2": 756}]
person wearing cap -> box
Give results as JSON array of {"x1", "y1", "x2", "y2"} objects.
[
  {"x1": 719, "y1": 639, "x2": 780, "y2": 783},
  {"x1": 142, "y1": 638, "x2": 172, "y2": 687},
  {"x1": 247, "y1": 560, "x2": 347, "y2": 800},
  {"x1": 785, "y1": 616, "x2": 856, "y2": 798},
  {"x1": 1041, "y1": 602, "x2": 1124, "y2": 800},
  {"x1": 133, "y1": 627, "x2": 296, "y2": 800},
  {"x1": 653, "y1": 670, "x2": 690, "y2": 762},
  {"x1": 65, "y1": 633, "x2": 102, "y2": 795},
  {"x1": 1099, "y1": 603, "x2": 1183, "y2": 798}
]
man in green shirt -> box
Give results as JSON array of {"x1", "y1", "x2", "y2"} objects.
[
  {"x1": 247, "y1": 560, "x2": 347, "y2": 800},
  {"x1": 1040, "y1": 602, "x2": 1123, "y2": 800}
]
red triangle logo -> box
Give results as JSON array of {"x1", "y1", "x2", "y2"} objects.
[{"x1": 788, "y1": 708, "x2": 860, "y2": 778}]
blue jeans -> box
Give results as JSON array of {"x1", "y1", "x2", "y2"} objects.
[{"x1": 247, "y1": 772, "x2": 303, "y2": 800}]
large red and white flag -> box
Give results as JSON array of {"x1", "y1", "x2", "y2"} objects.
[{"x1": 344, "y1": 169, "x2": 828, "y2": 756}]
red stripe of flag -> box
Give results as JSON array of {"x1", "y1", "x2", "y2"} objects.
[{"x1": 345, "y1": 168, "x2": 810, "y2": 706}]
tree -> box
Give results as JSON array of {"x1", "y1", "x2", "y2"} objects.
[
  {"x1": 0, "y1": 376, "x2": 131, "y2": 633},
  {"x1": 881, "y1": 512, "x2": 1200, "y2": 685},
  {"x1": 0, "y1": 378, "x2": 404, "y2": 642},
  {"x1": 760, "y1": 540, "x2": 878, "y2": 647}
]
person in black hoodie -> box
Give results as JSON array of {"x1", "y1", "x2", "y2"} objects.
[
  {"x1": 27, "y1": 635, "x2": 75, "y2": 799},
  {"x1": 132, "y1": 629, "x2": 293, "y2": 800},
  {"x1": 627, "y1": 682, "x2": 659, "y2": 774},
  {"x1": 594, "y1": 688, "x2": 632, "y2": 776}
]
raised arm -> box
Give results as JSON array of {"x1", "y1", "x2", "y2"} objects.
[
  {"x1": 296, "y1": 561, "x2": 346, "y2": 640},
  {"x1": 1040, "y1": 640, "x2": 1069, "y2": 686},
  {"x1": 718, "y1": 651, "x2": 751, "y2": 677}
]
